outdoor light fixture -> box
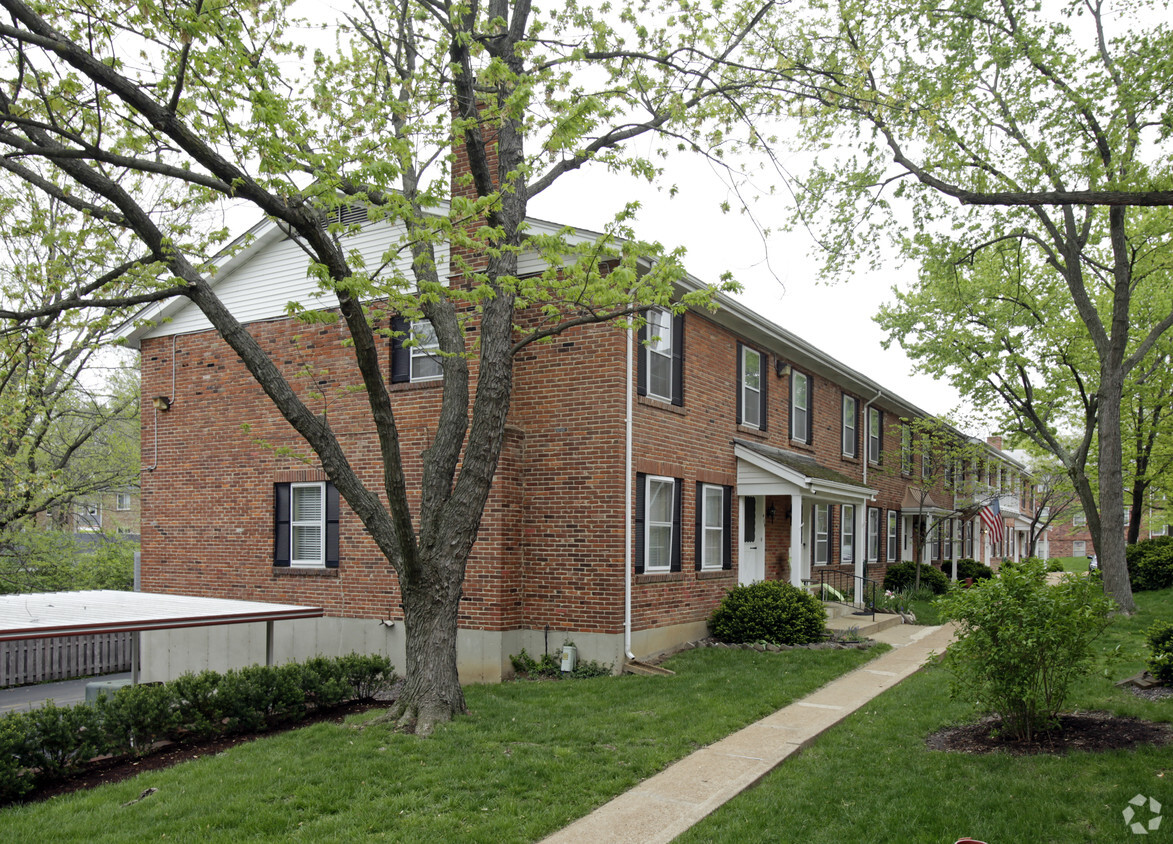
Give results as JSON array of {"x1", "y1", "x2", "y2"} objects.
[
  {"x1": 152, "y1": 396, "x2": 171, "y2": 412},
  {"x1": 775, "y1": 360, "x2": 791, "y2": 377},
  {"x1": 767, "y1": 503, "x2": 777, "y2": 522}
]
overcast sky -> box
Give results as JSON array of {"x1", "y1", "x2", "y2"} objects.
[{"x1": 528, "y1": 151, "x2": 973, "y2": 426}]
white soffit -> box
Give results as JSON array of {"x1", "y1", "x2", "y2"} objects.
[{"x1": 0, "y1": 590, "x2": 323, "y2": 642}]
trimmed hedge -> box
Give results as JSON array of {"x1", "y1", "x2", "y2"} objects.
[
  {"x1": 883, "y1": 561, "x2": 949, "y2": 595},
  {"x1": 1127, "y1": 536, "x2": 1173, "y2": 592},
  {"x1": 0, "y1": 652, "x2": 394, "y2": 805},
  {"x1": 708, "y1": 581, "x2": 827, "y2": 646},
  {"x1": 939, "y1": 558, "x2": 994, "y2": 581}
]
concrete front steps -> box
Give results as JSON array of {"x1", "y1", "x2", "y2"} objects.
[{"x1": 823, "y1": 602, "x2": 904, "y2": 638}]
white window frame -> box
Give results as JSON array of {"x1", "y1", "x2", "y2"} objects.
[
  {"x1": 741, "y1": 346, "x2": 762, "y2": 429},
  {"x1": 901, "y1": 425, "x2": 913, "y2": 474},
  {"x1": 887, "y1": 510, "x2": 898, "y2": 561},
  {"x1": 78, "y1": 504, "x2": 101, "y2": 533},
  {"x1": 700, "y1": 484, "x2": 725, "y2": 570},
  {"x1": 644, "y1": 475, "x2": 675, "y2": 573},
  {"x1": 290, "y1": 481, "x2": 327, "y2": 568},
  {"x1": 867, "y1": 507, "x2": 880, "y2": 562},
  {"x1": 1073, "y1": 540, "x2": 1087, "y2": 557},
  {"x1": 791, "y1": 371, "x2": 810, "y2": 443},
  {"x1": 868, "y1": 408, "x2": 881, "y2": 464},
  {"x1": 646, "y1": 308, "x2": 674, "y2": 402},
  {"x1": 841, "y1": 504, "x2": 855, "y2": 563},
  {"x1": 842, "y1": 395, "x2": 858, "y2": 457},
  {"x1": 922, "y1": 447, "x2": 932, "y2": 479},
  {"x1": 1073, "y1": 512, "x2": 1087, "y2": 527},
  {"x1": 813, "y1": 504, "x2": 830, "y2": 565},
  {"x1": 929, "y1": 520, "x2": 941, "y2": 561},
  {"x1": 115, "y1": 492, "x2": 131, "y2": 511},
  {"x1": 409, "y1": 320, "x2": 442, "y2": 382}
]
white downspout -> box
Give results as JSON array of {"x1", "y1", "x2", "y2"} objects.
[
  {"x1": 860, "y1": 389, "x2": 883, "y2": 486},
  {"x1": 624, "y1": 316, "x2": 636, "y2": 661}
]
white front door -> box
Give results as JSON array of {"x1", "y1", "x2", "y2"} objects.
[{"x1": 739, "y1": 495, "x2": 766, "y2": 585}]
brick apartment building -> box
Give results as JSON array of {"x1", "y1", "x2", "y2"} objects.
[{"x1": 123, "y1": 205, "x2": 1046, "y2": 684}]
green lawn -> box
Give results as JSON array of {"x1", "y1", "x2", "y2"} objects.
[
  {"x1": 678, "y1": 587, "x2": 1173, "y2": 844},
  {"x1": 0, "y1": 645, "x2": 883, "y2": 843},
  {"x1": 1052, "y1": 555, "x2": 1092, "y2": 573}
]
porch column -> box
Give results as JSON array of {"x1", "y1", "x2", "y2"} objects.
[
  {"x1": 789, "y1": 493, "x2": 804, "y2": 587},
  {"x1": 853, "y1": 501, "x2": 865, "y2": 606}
]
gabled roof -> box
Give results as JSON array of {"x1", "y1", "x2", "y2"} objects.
[{"x1": 734, "y1": 438, "x2": 878, "y2": 500}]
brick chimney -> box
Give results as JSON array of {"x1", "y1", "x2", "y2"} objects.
[{"x1": 987, "y1": 435, "x2": 1003, "y2": 451}]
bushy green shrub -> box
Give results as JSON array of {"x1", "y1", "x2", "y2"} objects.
[
  {"x1": 1146, "y1": 622, "x2": 1173, "y2": 685},
  {"x1": 708, "y1": 581, "x2": 826, "y2": 645},
  {"x1": 939, "y1": 558, "x2": 995, "y2": 580},
  {"x1": 939, "y1": 558, "x2": 1115, "y2": 741},
  {"x1": 22, "y1": 700, "x2": 101, "y2": 783},
  {"x1": 171, "y1": 669, "x2": 224, "y2": 738},
  {"x1": 0, "y1": 653, "x2": 397, "y2": 806},
  {"x1": 883, "y1": 561, "x2": 949, "y2": 595},
  {"x1": 1127, "y1": 536, "x2": 1173, "y2": 591},
  {"x1": 509, "y1": 645, "x2": 612, "y2": 679},
  {"x1": 336, "y1": 652, "x2": 396, "y2": 700},
  {"x1": 0, "y1": 714, "x2": 34, "y2": 803},
  {"x1": 94, "y1": 683, "x2": 178, "y2": 755},
  {"x1": 1046, "y1": 560, "x2": 1065, "y2": 573}
]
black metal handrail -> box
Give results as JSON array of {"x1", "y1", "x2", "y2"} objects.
[{"x1": 804, "y1": 569, "x2": 883, "y2": 622}]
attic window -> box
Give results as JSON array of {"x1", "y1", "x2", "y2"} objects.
[{"x1": 329, "y1": 205, "x2": 369, "y2": 226}]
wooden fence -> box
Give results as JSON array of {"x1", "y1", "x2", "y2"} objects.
[{"x1": 0, "y1": 633, "x2": 132, "y2": 688}]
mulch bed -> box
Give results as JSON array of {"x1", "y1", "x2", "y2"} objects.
[
  {"x1": 22, "y1": 700, "x2": 389, "y2": 806},
  {"x1": 927, "y1": 711, "x2": 1173, "y2": 756}
]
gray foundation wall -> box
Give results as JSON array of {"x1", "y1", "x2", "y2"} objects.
[{"x1": 140, "y1": 617, "x2": 709, "y2": 684}]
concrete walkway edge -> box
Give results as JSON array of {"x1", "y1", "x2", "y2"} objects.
[{"x1": 541, "y1": 622, "x2": 957, "y2": 844}]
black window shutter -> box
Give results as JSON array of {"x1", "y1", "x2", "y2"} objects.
[
  {"x1": 325, "y1": 482, "x2": 340, "y2": 568},
  {"x1": 896, "y1": 510, "x2": 902, "y2": 562},
  {"x1": 671, "y1": 313, "x2": 684, "y2": 407},
  {"x1": 735, "y1": 343, "x2": 744, "y2": 425},
  {"x1": 636, "y1": 321, "x2": 648, "y2": 398},
  {"x1": 670, "y1": 479, "x2": 683, "y2": 572},
  {"x1": 760, "y1": 356, "x2": 768, "y2": 432},
  {"x1": 273, "y1": 483, "x2": 291, "y2": 567},
  {"x1": 634, "y1": 473, "x2": 646, "y2": 574},
  {"x1": 695, "y1": 482, "x2": 704, "y2": 571},
  {"x1": 807, "y1": 375, "x2": 814, "y2": 444},
  {"x1": 390, "y1": 315, "x2": 411, "y2": 383},
  {"x1": 722, "y1": 486, "x2": 733, "y2": 569}
]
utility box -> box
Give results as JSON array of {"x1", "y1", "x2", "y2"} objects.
[
  {"x1": 85, "y1": 678, "x2": 133, "y2": 703},
  {"x1": 560, "y1": 645, "x2": 577, "y2": 672}
]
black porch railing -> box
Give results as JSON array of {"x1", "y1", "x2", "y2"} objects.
[{"x1": 804, "y1": 569, "x2": 883, "y2": 622}]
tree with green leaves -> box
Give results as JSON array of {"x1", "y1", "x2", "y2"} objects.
[
  {"x1": 0, "y1": 0, "x2": 786, "y2": 732},
  {"x1": 758, "y1": 0, "x2": 1173, "y2": 612}
]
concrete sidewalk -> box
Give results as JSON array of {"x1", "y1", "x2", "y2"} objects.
[{"x1": 542, "y1": 622, "x2": 955, "y2": 844}]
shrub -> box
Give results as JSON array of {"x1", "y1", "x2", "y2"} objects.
[
  {"x1": 883, "y1": 561, "x2": 949, "y2": 595},
  {"x1": 1146, "y1": 622, "x2": 1173, "y2": 685},
  {"x1": 1046, "y1": 560, "x2": 1065, "y2": 573},
  {"x1": 94, "y1": 683, "x2": 178, "y2": 756},
  {"x1": 171, "y1": 670, "x2": 224, "y2": 738},
  {"x1": 1127, "y1": 536, "x2": 1173, "y2": 591},
  {"x1": 0, "y1": 714, "x2": 34, "y2": 804},
  {"x1": 939, "y1": 558, "x2": 1115, "y2": 741},
  {"x1": 509, "y1": 645, "x2": 612, "y2": 679},
  {"x1": 708, "y1": 581, "x2": 826, "y2": 645},
  {"x1": 297, "y1": 657, "x2": 350, "y2": 710},
  {"x1": 21, "y1": 700, "x2": 102, "y2": 784},
  {"x1": 336, "y1": 652, "x2": 397, "y2": 700}
]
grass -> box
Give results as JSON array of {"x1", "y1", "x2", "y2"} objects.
[
  {"x1": 1052, "y1": 555, "x2": 1093, "y2": 573},
  {"x1": 677, "y1": 587, "x2": 1173, "y2": 844},
  {"x1": 0, "y1": 645, "x2": 884, "y2": 843}
]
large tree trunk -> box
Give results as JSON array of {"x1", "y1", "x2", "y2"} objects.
[
  {"x1": 1097, "y1": 362, "x2": 1137, "y2": 613},
  {"x1": 381, "y1": 567, "x2": 468, "y2": 735},
  {"x1": 1128, "y1": 477, "x2": 1147, "y2": 545}
]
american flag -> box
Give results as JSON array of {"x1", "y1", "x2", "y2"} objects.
[{"x1": 981, "y1": 497, "x2": 1004, "y2": 545}]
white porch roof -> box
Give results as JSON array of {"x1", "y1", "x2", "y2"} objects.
[
  {"x1": 733, "y1": 439, "x2": 877, "y2": 504},
  {"x1": 0, "y1": 591, "x2": 323, "y2": 642}
]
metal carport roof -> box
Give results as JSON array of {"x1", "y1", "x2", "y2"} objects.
[{"x1": 0, "y1": 590, "x2": 323, "y2": 641}]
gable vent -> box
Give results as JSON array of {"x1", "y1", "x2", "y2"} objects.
[{"x1": 329, "y1": 204, "x2": 369, "y2": 226}]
